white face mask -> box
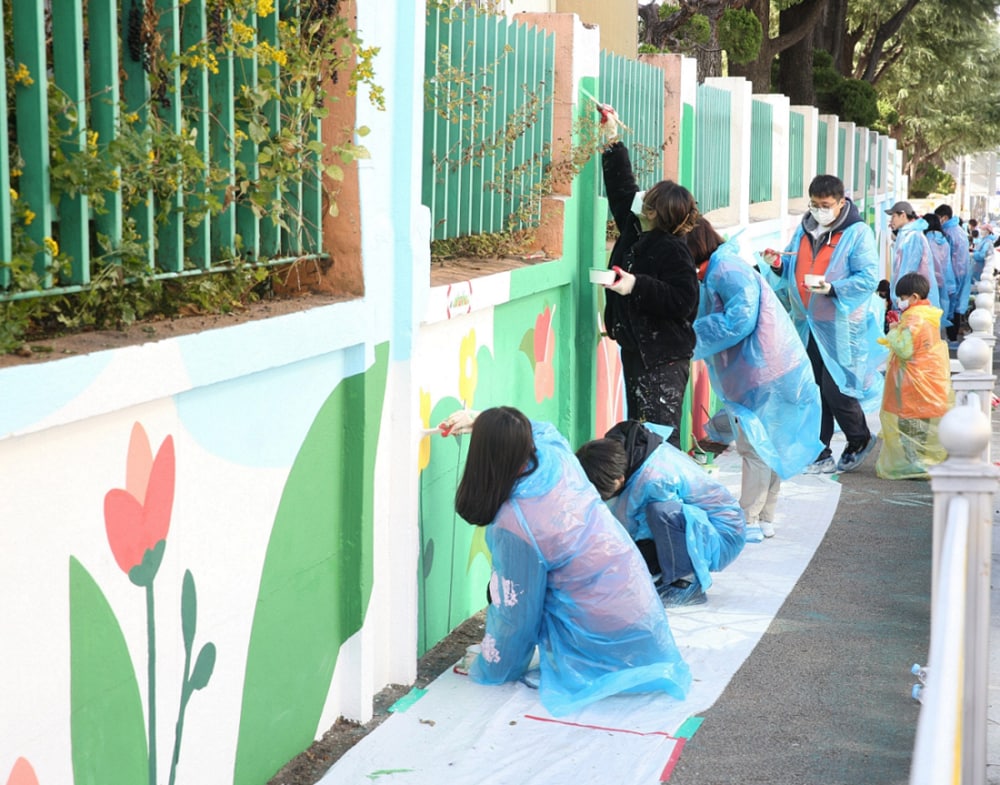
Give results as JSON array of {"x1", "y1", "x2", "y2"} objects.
[
  {"x1": 809, "y1": 206, "x2": 837, "y2": 226},
  {"x1": 630, "y1": 190, "x2": 648, "y2": 217},
  {"x1": 899, "y1": 298, "x2": 911, "y2": 311}
]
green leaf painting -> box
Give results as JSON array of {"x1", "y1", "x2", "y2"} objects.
[
  {"x1": 69, "y1": 556, "x2": 148, "y2": 785},
  {"x1": 232, "y1": 342, "x2": 389, "y2": 784}
]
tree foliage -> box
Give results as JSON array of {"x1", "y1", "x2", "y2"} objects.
[
  {"x1": 717, "y1": 9, "x2": 761, "y2": 64},
  {"x1": 636, "y1": 0, "x2": 1000, "y2": 182}
]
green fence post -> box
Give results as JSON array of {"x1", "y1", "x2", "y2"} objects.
[
  {"x1": 51, "y1": 0, "x2": 90, "y2": 285},
  {"x1": 258, "y1": 3, "x2": 280, "y2": 258},
  {"x1": 12, "y1": 0, "x2": 53, "y2": 285},
  {"x1": 121, "y1": 0, "x2": 156, "y2": 271},
  {"x1": 236, "y1": 8, "x2": 260, "y2": 259},
  {"x1": 210, "y1": 8, "x2": 237, "y2": 261},
  {"x1": 0, "y1": 7, "x2": 12, "y2": 288},
  {"x1": 182, "y1": 0, "x2": 212, "y2": 270},
  {"x1": 156, "y1": 0, "x2": 184, "y2": 273},
  {"x1": 89, "y1": 0, "x2": 123, "y2": 256}
]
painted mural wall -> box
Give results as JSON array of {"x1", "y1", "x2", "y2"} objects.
[{"x1": 1, "y1": 0, "x2": 430, "y2": 781}]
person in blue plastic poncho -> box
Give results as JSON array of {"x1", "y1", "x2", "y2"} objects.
[
  {"x1": 762, "y1": 174, "x2": 882, "y2": 475},
  {"x1": 935, "y1": 204, "x2": 972, "y2": 341},
  {"x1": 886, "y1": 201, "x2": 940, "y2": 313},
  {"x1": 970, "y1": 222, "x2": 996, "y2": 285},
  {"x1": 686, "y1": 219, "x2": 822, "y2": 538},
  {"x1": 921, "y1": 212, "x2": 955, "y2": 331},
  {"x1": 575, "y1": 420, "x2": 746, "y2": 606},
  {"x1": 440, "y1": 406, "x2": 691, "y2": 717}
]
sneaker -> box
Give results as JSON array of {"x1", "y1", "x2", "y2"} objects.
[
  {"x1": 758, "y1": 520, "x2": 775, "y2": 538},
  {"x1": 837, "y1": 434, "x2": 877, "y2": 473},
  {"x1": 659, "y1": 578, "x2": 708, "y2": 607},
  {"x1": 804, "y1": 456, "x2": 837, "y2": 474}
]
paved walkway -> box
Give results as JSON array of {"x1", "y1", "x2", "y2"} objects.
[{"x1": 672, "y1": 337, "x2": 1000, "y2": 785}]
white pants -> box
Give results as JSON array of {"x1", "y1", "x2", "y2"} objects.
[{"x1": 736, "y1": 424, "x2": 780, "y2": 525}]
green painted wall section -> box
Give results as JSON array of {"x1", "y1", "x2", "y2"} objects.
[
  {"x1": 680, "y1": 102, "x2": 695, "y2": 191},
  {"x1": 69, "y1": 557, "x2": 148, "y2": 785},
  {"x1": 232, "y1": 342, "x2": 389, "y2": 784}
]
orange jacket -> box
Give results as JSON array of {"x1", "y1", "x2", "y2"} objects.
[{"x1": 880, "y1": 301, "x2": 953, "y2": 419}]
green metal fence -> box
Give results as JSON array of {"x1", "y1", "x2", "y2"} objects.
[
  {"x1": 817, "y1": 121, "x2": 828, "y2": 176},
  {"x1": 854, "y1": 128, "x2": 864, "y2": 194},
  {"x1": 422, "y1": 6, "x2": 555, "y2": 241},
  {"x1": 1, "y1": 0, "x2": 328, "y2": 302},
  {"x1": 788, "y1": 111, "x2": 805, "y2": 199},
  {"x1": 749, "y1": 99, "x2": 772, "y2": 204},
  {"x1": 693, "y1": 84, "x2": 730, "y2": 214},
  {"x1": 597, "y1": 51, "x2": 664, "y2": 195},
  {"x1": 837, "y1": 127, "x2": 847, "y2": 181}
]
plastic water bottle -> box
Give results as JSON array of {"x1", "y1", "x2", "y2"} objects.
[{"x1": 911, "y1": 663, "x2": 929, "y2": 684}]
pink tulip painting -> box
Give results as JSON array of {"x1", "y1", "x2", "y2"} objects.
[{"x1": 104, "y1": 423, "x2": 175, "y2": 585}]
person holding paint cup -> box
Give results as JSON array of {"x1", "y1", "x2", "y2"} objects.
[{"x1": 598, "y1": 104, "x2": 700, "y2": 449}]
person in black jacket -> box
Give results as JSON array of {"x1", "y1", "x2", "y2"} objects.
[{"x1": 599, "y1": 110, "x2": 700, "y2": 448}]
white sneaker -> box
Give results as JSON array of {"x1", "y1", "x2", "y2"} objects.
[{"x1": 759, "y1": 521, "x2": 775, "y2": 538}]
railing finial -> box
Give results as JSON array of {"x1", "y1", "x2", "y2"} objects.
[
  {"x1": 957, "y1": 334, "x2": 990, "y2": 372},
  {"x1": 938, "y1": 402, "x2": 991, "y2": 459},
  {"x1": 967, "y1": 307, "x2": 994, "y2": 336}
]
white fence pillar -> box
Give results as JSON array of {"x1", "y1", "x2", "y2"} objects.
[
  {"x1": 953, "y1": 336, "x2": 996, "y2": 463},
  {"x1": 928, "y1": 404, "x2": 1000, "y2": 785},
  {"x1": 965, "y1": 308, "x2": 995, "y2": 377}
]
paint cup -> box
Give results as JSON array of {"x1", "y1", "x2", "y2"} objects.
[{"x1": 589, "y1": 268, "x2": 617, "y2": 286}]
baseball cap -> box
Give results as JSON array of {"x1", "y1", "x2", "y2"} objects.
[{"x1": 885, "y1": 201, "x2": 914, "y2": 215}]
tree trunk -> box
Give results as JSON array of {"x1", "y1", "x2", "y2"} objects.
[
  {"x1": 698, "y1": 45, "x2": 724, "y2": 81},
  {"x1": 776, "y1": 7, "x2": 814, "y2": 105},
  {"x1": 811, "y1": 0, "x2": 849, "y2": 73}
]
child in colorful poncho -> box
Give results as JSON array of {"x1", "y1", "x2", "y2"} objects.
[{"x1": 875, "y1": 273, "x2": 954, "y2": 480}]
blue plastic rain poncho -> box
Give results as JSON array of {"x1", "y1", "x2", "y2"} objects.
[
  {"x1": 693, "y1": 236, "x2": 822, "y2": 479},
  {"x1": 890, "y1": 218, "x2": 940, "y2": 310},
  {"x1": 925, "y1": 229, "x2": 955, "y2": 326},
  {"x1": 606, "y1": 424, "x2": 746, "y2": 595},
  {"x1": 767, "y1": 199, "x2": 884, "y2": 407},
  {"x1": 971, "y1": 229, "x2": 996, "y2": 284},
  {"x1": 942, "y1": 215, "x2": 972, "y2": 317},
  {"x1": 469, "y1": 421, "x2": 691, "y2": 716}
]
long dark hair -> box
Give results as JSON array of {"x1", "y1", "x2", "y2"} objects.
[
  {"x1": 455, "y1": 407, "x2": 537, "y2": 525},
  {"x1": 684, "y1": 217, "x2": 725, "y2": 264}
]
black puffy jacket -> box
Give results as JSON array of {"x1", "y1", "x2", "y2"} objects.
[{"x1": 602, "y1": 142, "x2": 699, "y2": 368}]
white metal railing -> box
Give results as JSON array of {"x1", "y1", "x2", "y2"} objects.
[
  {"x1": 910, "y1": 495, "x2": 968, "y2": 785},
  {"x1": 910, "y1": 268, "x2": 999, "y2": 785}
]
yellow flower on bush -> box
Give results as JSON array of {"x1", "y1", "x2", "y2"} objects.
[
  {"x1": 23, "y1": 209, "x2": 35, "y2": 226},
  {"x1": 232, "y1": 21, "x2": 255, "y2": 44},
  {"x1": 12, "y1": 63, "x2": 33, "y2": 86},
  {"x1": 43, "y1": 237, "x2": 59, "y2": 256},
  {"x1": 257, "y1": 0, "x2": 275, "y2": 17},
  {"x1": 125, "y1": 112, "x2": 140, "y2": 125},
  {"x1": 9, "y1": 188, "x2": 17, "y2": 201},
  {"x1": 257, "y1": 42, "x2": 288, "y2": 67},
  {"x1": 458, "y1": 330, "x2": 478, "y2": 409}
]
